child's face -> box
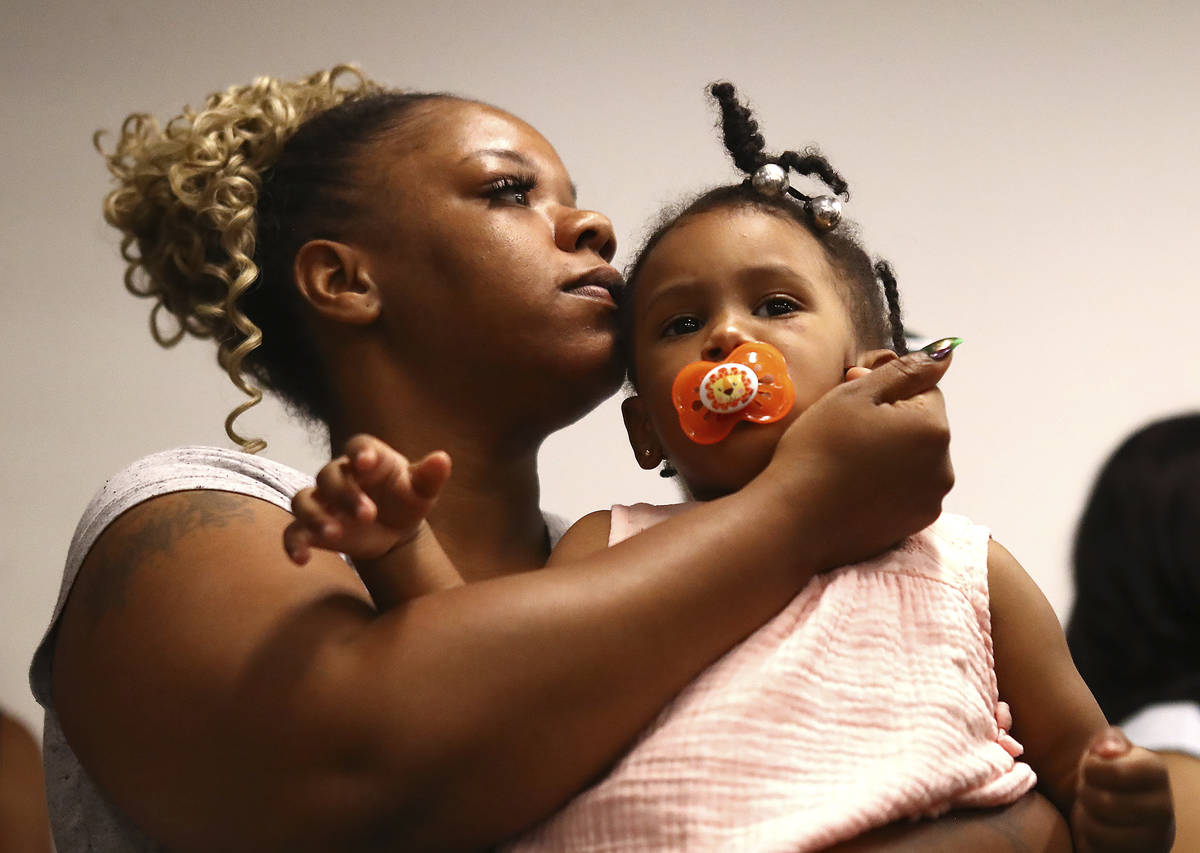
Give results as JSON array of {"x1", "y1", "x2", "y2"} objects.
[{"x1": 623, "y1": 207, "x2": 892, "y2": 499}]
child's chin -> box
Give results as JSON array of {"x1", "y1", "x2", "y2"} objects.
[{"x1": 684, "y1": 425, "x2": 779, "y2": 497}]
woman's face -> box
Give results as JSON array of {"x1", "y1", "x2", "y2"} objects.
[{"x1": 351, "y1": 99, "x2": 625, "y2": 434}]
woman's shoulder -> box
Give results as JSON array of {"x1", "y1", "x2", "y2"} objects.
[
  {"x1": 67, "y1": 445, "x2": 311, "y2": 570},
  {"x1": 93, "y1": 444, "x2": 314, "y2": 506},
  {"x1": 30, "y1": 445, "x2": 316, "y2": 707}
]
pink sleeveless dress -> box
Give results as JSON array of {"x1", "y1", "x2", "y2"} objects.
[{"x1": 508, "y1": 505, "x2": 1036, "y2": 852}]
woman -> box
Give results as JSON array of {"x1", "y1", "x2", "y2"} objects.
[{"x1": 32, "y1": 65, "x2": 1067, "y2": 851}]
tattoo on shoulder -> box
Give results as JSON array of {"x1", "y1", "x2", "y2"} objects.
[{"x1": 77, "y1": 490, "x2": 259, "y2": 631}]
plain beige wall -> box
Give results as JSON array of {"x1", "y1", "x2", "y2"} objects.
[{"x1": 2, "y1": 0, "x2": 1197, "y2": 740}]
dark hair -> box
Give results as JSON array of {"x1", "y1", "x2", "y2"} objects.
[
  {"x1": 1066, "y1": 413, "x2": 1200, "y2": 723},
  {"x1": 243, "y1": 91, "x2": 455, "y2": 425},
  {"x1": 620, "y1": 82, "x2": 904, "y2": 383}
]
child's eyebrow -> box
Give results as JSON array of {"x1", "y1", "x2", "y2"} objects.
[
  {"x1": 641, "y1": 263, "x2": 820, "y2": 315},
  {"x1": 737, "y1": 263, "x2": 813, "y2": 289},
  {"x1": 641, "y1": 278, "x2": 702, "y2": 314}
]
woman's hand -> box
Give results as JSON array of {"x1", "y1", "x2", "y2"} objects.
[{"x1": 766, "y1": 347, "x2": 955, "y2": 570}]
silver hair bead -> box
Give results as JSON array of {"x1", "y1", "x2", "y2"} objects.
[
  {"x1": 808, "y1": 195, "x2": 843, "y2": 231},
  {"x1": 750, "y1": 163, "x2": 789, "y2": 196}
]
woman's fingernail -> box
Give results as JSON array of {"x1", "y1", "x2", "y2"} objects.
[{"x1": 920, "y1": 337, "x2": 964, "y2": 360}]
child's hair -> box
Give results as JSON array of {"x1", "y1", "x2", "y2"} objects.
[
  {"x1": 97, "y1": 64, "x2": 459, "y2": 452},
  {"x1": 1066, "y1": 413, "x2": 1200, "y2": 723},
  {"x1": 620, "y1": 82, "x2": 906, "y2": 384}
]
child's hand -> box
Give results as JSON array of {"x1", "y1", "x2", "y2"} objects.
[
  {"x1": 284, "y1": 435, "x2": 452, "y2": 565},
  {"x1": 1072, "y1": 727, "x2": 1175, "y2": 852}
]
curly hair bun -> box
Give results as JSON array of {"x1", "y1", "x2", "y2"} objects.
[{"x1": 96, "y1": 65, "x2": 380, "y2": 452}]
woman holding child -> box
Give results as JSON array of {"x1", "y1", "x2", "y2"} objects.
[{"x1": 32, "y1": 65, "x2": 1081, "y2": 850}]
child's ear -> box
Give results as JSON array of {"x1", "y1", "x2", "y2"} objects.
[
  {"x1": 845, "y1": 348, "x2": 898, "y2": 382},
  {"x1": 621, "y1": 396, "x2": 664, "y2": 471},
  {"x1": 294, "y1": 239, "x2": 382, "y2": 325}
]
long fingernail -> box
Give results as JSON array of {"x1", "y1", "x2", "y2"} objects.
[{"x1": 920, "y1": 336, "x2": 964, "y2": 360}]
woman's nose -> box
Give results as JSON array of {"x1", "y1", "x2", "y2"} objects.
[
  {"x1": 556, "y1": 207, "x2": 617, "y2": 262},
  {"x1": 702, "y1": 319, "x2": 754, "y2": 362}
]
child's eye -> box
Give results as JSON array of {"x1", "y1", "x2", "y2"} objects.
[
  {"x1": 754, "y1": 296, "x2": 801, "y2": 317},
  {"x1": 487, "y1": 174, "x2": 537, "y2": 206},
  {"x1": 661, "y1": 316, "x2": 703, "y2": 338}
]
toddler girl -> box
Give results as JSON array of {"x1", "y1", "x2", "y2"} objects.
[{"x1": 286, "y1": 84, "x2": 1174, "y2": 852}]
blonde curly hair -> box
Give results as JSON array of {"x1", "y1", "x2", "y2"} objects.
[{"x1": 97, "y1": 64, "x2": 387, "y2": 452}]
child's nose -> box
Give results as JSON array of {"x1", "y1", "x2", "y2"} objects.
[{"x1": 702, "y1": 321, "x2": 754, "y2": 361}]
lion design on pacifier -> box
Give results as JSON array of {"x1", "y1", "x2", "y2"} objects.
[{"x1": 672, "y1": 342, "x2": 795, "y2": 444}]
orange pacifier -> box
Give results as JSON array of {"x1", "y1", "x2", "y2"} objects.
[{"x1": 671, "y1": 342, "x2": 795, "y2": 444}]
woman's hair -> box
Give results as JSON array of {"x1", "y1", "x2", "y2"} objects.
[
  {"x1": 97, "y1": 64, "x2": 456, "y2": 451},
  {"x1": 620, "y1": 82, "x2": 904, "y2": 384},
  {"x1": 1066, "y1": 413, "x2": 1200, "y2": 723}
]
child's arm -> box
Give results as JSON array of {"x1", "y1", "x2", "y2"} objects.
[
  {"x1": 545, "y1": 509, "x2": 613, "y2": 566},
  {"x1": 988, "y1": 540, "x2": 1175, "y2": 852},
  {"x1": 283, "y1": 434, "x2": 463, "y2": 609}
]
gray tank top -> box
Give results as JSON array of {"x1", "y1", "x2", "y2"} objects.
[{"x1": 29, "y1": 446, "x2": 567, "y2": 849}]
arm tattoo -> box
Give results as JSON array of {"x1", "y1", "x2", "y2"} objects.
[{"x1": 77, "y1": 490, "x2": 259, "y2": 632}]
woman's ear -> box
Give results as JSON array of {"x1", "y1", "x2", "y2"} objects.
[
  {"x1": 293, "y1": 239, "x2": 382, "y2": 325},
  {"x1": 845, "y1": 348, "x2": 898, "y2": 381},
  {"x1": 621, "y1": 396, "x2": 664, "y2": 470}
]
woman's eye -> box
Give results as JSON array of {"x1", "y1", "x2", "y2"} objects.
[
  {"x1": 487, "y1": 175, "x2": 537, "y2": 206},
  {"x1": 754, "y1": 297, "x2": 800, "y2": 317},
  {"x1": 662, "y1": 316, "x2": 702, "y2": 338}
]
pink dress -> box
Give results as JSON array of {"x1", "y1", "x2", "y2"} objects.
[{"x1": 508, "y1": 505, "x2": 1036, "y2": 852}]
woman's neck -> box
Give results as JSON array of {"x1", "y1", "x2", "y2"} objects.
[{"x1": 327, "y1": 390, "x2": 550, "y2": 581}]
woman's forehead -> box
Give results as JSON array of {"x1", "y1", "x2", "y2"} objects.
[{"x1": 393, "y1": 99, "x2": 565, "y2": 171}]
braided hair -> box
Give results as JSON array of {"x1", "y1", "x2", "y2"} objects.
[
  {"x1": 622, "y1": 82, "x2": 906, "y2": 382},
  {"x1": 98, "y1": 65, "x2": 459, "y2": 451}
]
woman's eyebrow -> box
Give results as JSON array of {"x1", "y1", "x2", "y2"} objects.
[{"x1": 460, "y1": 148, "x2": 578, "y2": 203}]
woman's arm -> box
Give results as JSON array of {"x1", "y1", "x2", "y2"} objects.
[
  {"x1": 1162, "y1": 752, "x2": 1199, "y2": 852},
  {"x1": 51, "y1": 352, "x2": 955, "y2": 852},
  {"x1": 0, "y1": 712, "x2": 53, "y2": 853},
  {"x1": 827, "y1": 792, "x2": 1072, "y2": 852}
]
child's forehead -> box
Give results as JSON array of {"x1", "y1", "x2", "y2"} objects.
[{"x1": 637, "y1": 207, "x2": 833, "y2": 293}]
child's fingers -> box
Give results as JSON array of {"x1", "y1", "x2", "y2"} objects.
[
  {"x1": 282, "y1": 522, "x2": 312, "y2": 565},
  {"x1": 315, "y1": 456, "x2": 372, "y2": 519},
  {"x1": 1077, "y1": 779, "x2": 1175, "y2": 827},
  {"x1": 345, "y1": 434, "x2": 382, "y2": 473},
  {"x1": 348, "y1": 442, "x2": 410, "y2": 495},
  {"x1": 1073, "y1": 804, "x2": 1174, "y2": 853},
  {"x1": 291, "y1": 486, "x2": 343, "y2": 543},
  {"x1": 409, "y1": 451, "x2": 452, "y2": 501},
  {"x1": 1081, "y1": 740, "x2": 1169, "y2": 792}
]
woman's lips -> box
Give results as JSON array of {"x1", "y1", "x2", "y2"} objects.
[{"x1": 563, "y1": 266, "x2": 624, "y2": 308}]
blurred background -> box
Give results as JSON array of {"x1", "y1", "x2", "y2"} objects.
[{"x1": 2, "y1": 0, "x2": 1197, "y2": 740}]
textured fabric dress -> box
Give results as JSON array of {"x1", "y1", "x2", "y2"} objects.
[{"x1": 508, "y1": 503, "x2": 1036, "y2": 853}]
